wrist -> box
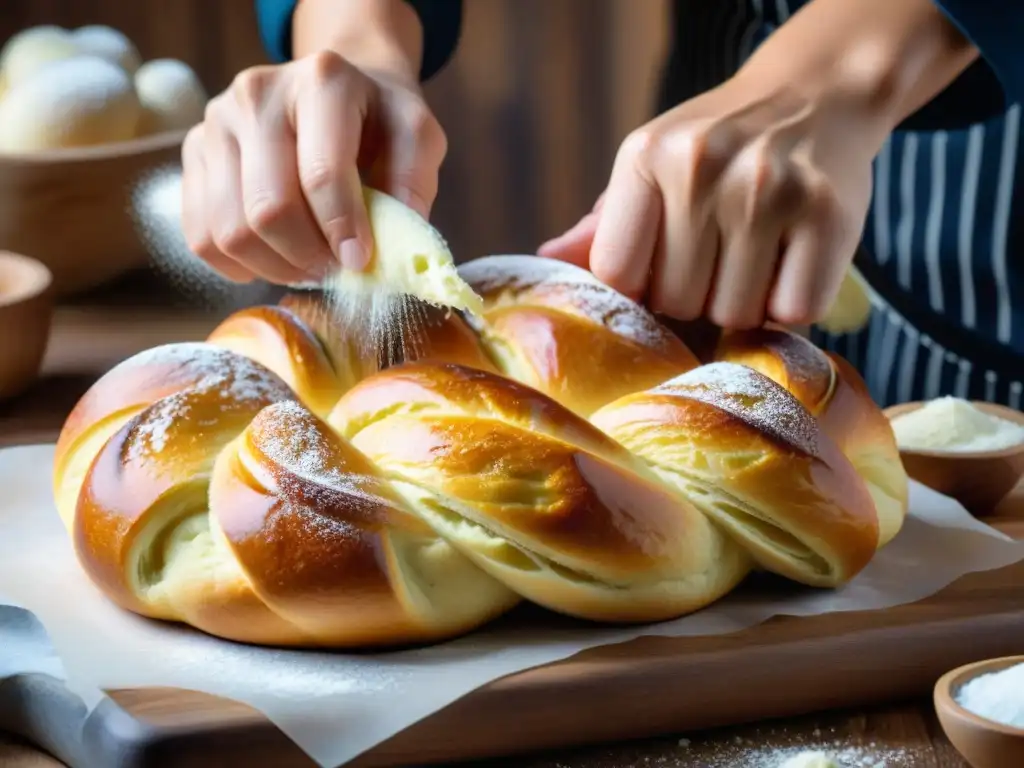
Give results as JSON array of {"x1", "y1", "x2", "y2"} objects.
[
  {"x1": 293, "y1": 0, "x2": 424, "y2": 86},
  {"x1": 736, "y1": 0, "x2": 978, "y2": 143}
]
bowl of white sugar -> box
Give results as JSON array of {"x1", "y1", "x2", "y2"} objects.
[
  {"x1": 884, "y1": 397, "x2": 1024, "y2": 515},
  {"x1": 934, "y1": 655, "x2": 1024, "y2": 768}
]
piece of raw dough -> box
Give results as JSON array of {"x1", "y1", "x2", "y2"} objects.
[
  {"x1": 817, "y1": 267, "x2": 873, "y2": 334},
  {"x1": 321, "y1": 187, "x2": 483, "y2": 315},
  {"x1": 0, "y1": 26, "x2": 81, "y2": 88},
  {"x1": 70, "y1": 25, "x2": 142, "y2": 74},
  {"x1": 0, "y1": 55, "x2": 141, "y2": 152},
  {"x1": 134, "y1": 59, "x2": 208, "y2": 135}
]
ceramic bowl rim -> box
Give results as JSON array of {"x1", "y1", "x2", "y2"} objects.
[
  {"x1": 0, "y1": 128, "x2": 187, "y2": 166},
  {"x1": 0, "y1": 251, "x2": 53, "y2": 309},
  {"x1": 884, "y1": 401, "x2": 1024, "y2": 461},
  {"x1": 935, "y1": 655, "x2": 1024, "y2": 738}
]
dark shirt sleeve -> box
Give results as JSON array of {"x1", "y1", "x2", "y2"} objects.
[
  {"x1": 933, "y1": 1, "x2": 1024, "y2": 103},
  {"x1": 254, "y1": 0, "x2": 463, "y2": 81}
]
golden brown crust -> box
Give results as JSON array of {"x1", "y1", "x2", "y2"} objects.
[
  {"x1": 209, "y1": 401, "x2": 517, "y2": 646},
  {"x1": 279, "y1": 290, "x2": 496, "y2": 378},
  {"x1": 206, "y1": 305, "x2": 342, "y2": 417},
  {"x1": 59, "y1": 342, "x2": 517, "y2": 648},
  {"x1": 70, "y1": 347, "x2": 296, "y2": 614},
  {"x1": 715, "y1": 327, "x2": 908, "y2": 546},
  {"x1": 459, "y1": 256, "x2": 699, "y2": 416},
  {"x1": 330, "y1": 363, "x2": 748, "y2": 622},
  {"x1": 591, "y1": 363, "x2": 880, "y2": 586},
  {"x1": 56, "y1": 256, "x2": 906, "y2": 647}
]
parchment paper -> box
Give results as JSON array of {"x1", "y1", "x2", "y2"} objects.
[{"x1": 2, "y1": 444, "x2": 1022, "y2": 767}]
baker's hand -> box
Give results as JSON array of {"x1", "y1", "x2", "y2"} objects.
[
  {"x1": 181, "y1": 51, "x2": 447, "y2": 284},
  {"x1": 539, "y1": 74, "x2": 880, "y2": 329}
]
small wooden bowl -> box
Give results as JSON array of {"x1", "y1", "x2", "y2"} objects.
[
  {"x1": 0, "y1": 251, "x2": 53, "y2": 400},
  {"x1": 935, "y1": 656, "x2": 1024, "y2": 768},
  {"x1": 0, "y1": 129, "x2": 187, "y2": 297},
  {"x1": 884, "y1": 401, "x2": 1024, "y2": 515}
]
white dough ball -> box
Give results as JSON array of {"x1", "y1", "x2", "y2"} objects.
[
  {"x1": 0, "y1": 26, "x2": 82, "y2": 87},
  {"x1": 70, "y1": 25, "x2": 142, "y2": 74},
  {"x1": 134, "y1": 58, "x2": 208, "y2": 135},
  {"x1": 0, "y1": 55, "x2": 142, "y2": 152}
]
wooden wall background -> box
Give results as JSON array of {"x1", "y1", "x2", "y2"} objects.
[{"x1": 0, "y1": 0, "x2": 668, "y2": 265}]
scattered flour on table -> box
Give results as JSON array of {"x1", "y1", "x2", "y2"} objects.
[{"x1": 666, "y1": 725, "x2": 922, "y2": 768}]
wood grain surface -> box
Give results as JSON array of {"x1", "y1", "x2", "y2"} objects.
[{"x1": 2, "y1": 273, "x2": 1022, "y2": 767}]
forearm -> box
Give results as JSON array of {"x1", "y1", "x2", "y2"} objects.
[
  {"x1": 292, "y1": 0, "x2": 424, "y2": 83},
  {"x1": 737, "y1": 0, "x2": 979, "y2": 140}
]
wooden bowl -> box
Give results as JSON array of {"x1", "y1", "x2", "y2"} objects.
[
  {"x1": 884, "y1": 401, "x2": 1024, "y2": 515},
  {"x1": 935, "y1": 656, "x2": 1024, "y2": 768},
  {"x1": 0, "y1": 251, "x2": 53, "y2": 400},
  {"x1": 0, "y1": 129, "x2": 187, "y2": 298}
]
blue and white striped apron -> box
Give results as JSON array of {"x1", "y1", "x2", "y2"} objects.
[{"x1": 661, "y1": 0, "x2": 1024, "y2": 409}]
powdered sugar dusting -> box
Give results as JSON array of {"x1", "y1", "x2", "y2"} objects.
[
  {"x1": 120, "y1": 343, "x2": 295, "y2": 463},
  {"x1": 459, "y1": 255, "x2": 679, "y2": 352},
  {"x1": 117, "y1": 343, "x2": 295, "y2": 403},
  {"x1": 655, "y1": 362, "x2": 819, "y2": 455},
  {"x1": 254, "y1": 400, "x2": 395, "y2": 513}
]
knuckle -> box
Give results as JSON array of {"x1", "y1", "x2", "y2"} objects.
[
  {"x1": 213, "y1": 222, "x2": 260, "y2": 256},
  {"x1": 231, "y1": 66, "x2": 276, "y2": 109},
  {"x1": 203, "y1": 94, "x2": 231, "y2": 127},
  {"x1": 298, "y1": 157, "x2": 338, "y2": 194},
  {"x1": 307, "y1": 49, "x2": 348, "y2": 82},
  {"x1": 618, "y1": 127, "x2": 662, "y2": 169},
  {"x1": 246, "y1": 195, "x2": 294, "y2": 233}
]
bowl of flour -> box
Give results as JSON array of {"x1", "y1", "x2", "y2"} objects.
[{"x1": 884, "y1": 397, "x2": 1024, "y2": 515}]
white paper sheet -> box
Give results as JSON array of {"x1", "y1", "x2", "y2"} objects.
[{"x1": 1, "y1": 444, "x2": 1022, "y2": 767}]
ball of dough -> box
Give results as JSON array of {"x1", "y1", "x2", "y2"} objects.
[
  {"x1": 70, "y1": 25, "x2": 142, "y2": 74},
  {"x1": 0, "y1": 26, "x2": 82, "y2": 88},
  {"x1": 0, "y1": 55, "x2": 141, "y2": 152},
  {"x1": 134, "y1": 58, "x2": 208, "y2": 135}
]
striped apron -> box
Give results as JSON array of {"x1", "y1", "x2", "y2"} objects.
[{"x1": 659, "y1": 0, "x2": 1024, "y2": 408}]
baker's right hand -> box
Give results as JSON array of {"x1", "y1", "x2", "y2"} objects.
[{"x1": 181, "y1": 50, "x2": 447, "y2": 284}]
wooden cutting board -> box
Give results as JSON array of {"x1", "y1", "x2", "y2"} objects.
[{"x1": 2, "y1": 510, "x2": 1023, "y2": 768}]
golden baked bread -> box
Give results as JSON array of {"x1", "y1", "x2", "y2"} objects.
[
  {"x1": 53, "y1": 255, "x2": 907, "y2": 648},
  {"x1": 713, "y1": 326, "x2": 908, "y2": 547},
  {"x1": 459, "y1": 255, "x2": 701, "y2": 417}
]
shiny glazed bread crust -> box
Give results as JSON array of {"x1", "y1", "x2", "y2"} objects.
[
  {"x1": 714, "y1": 327, "x2": 908, "y2": 547},
  {"x1": 54, "y1": 256, "x2": 906, "y2": 648}
]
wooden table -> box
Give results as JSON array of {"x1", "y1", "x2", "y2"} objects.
[{"x1": 1, "y1": 277, "x2": 1013, "y2": 768}]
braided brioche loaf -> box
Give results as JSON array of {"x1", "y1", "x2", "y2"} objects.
[{"x1": 53, "y1": 256, "x2": 908, "y2": 648}]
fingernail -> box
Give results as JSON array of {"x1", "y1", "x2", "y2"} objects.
[{"x1": 339, "y1": 238, "x2": 366, "y2": 270}]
